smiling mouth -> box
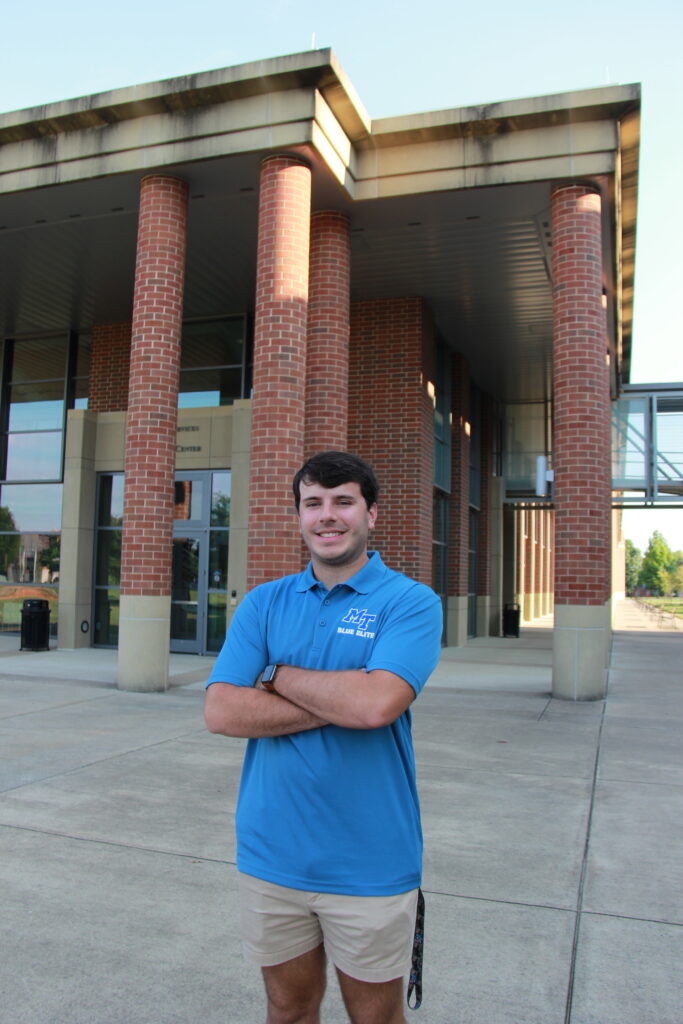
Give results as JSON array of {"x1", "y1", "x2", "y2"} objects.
[{"x1": 318, "y1": 531, "x2": 345, "y2": 538}]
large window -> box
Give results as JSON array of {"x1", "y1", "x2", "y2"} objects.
[
  {"x1": 2, "y1": 335, "x2": 67, "y2": 482},
  {"x1": 0, "y1": 332, "x2": 89, "y2": 637},
  {"x1": 178, "y1": 317, "x2": 250, "y2": 408},
  {"x1": 0, "y1": 483, "x2": 62, "y2": 635},
  {"x1": 93, "y1": 474, "x2": 124, "y2": 647}
]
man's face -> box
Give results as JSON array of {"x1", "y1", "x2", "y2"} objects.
[{"x1": 298, "y1": 479, "x2": 377, "y2": 572}]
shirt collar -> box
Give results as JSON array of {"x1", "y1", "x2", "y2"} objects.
[{"x1": 296, "y1": 550, "x2": 387, "y2": 595}]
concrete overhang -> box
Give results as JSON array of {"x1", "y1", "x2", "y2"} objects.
[{"x1": 0, "y1": 52, "x2": 640, "y2": 406}]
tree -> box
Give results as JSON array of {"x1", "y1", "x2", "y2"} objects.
[
  {"x1": 638, "y1": 531, "x2": 672, "y2": 596},
  {"x1": 624, "y1": 539, "x2": 642, "y2": 594},
  {"x1": 664, "y1": 563, "x2": 683, "y2": 597},
  {"x1": 0, "y1": 506, "x2": 21, "y2": 580}
]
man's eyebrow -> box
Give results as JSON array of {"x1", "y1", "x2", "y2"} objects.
[{"x1": 301, "y1": 491, "x2": 358, "y2": 502}]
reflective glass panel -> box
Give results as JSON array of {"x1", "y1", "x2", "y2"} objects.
[
  {"x1": 171, "y1": 599, "x2": 198, "y2": 643},
  {"x1": 181, "y1": 318, "x2": 244, "y2": 369},
  {"x1": 174, "y1": 480, "x2": 203, "y2": 522},
  {"x1": 178, "y1": 367, "x2": 242, "y2": 408},
  {"x1": 94, "y1": 589, "x2": 120, "y2": 646},
  {"x1": 211, "y1": 472, "x2": 231, "y2": 526},
  {"x1": 207, "y1": 592, "x2": 227, "y2": 652},
  {"x1": 0, "y1": 533, "x2": 60, "y2": 584},
  {"x1": 0, "y1": 586, "x2": 58, "y2": 636},
  {"x1": 209, "y1": 531, "x2": 228, "y2": 589},
  {"x1": 0, "y1": 484, "x2": 62, "y2": 532},
  {"x1": 8, "y1": 381, "x2": 64, "y2": 430},
  {"x1": 655, "y1": 396, "x2": 683, "y2": 486},
  {"x1": 504, "y1": 402, "x2": 547, "y2": 493},
  {"x1": 95, "y1": 530, "x2": 121, "y2": 587},
  {"x1": 74, "y1": 376, "x2": 89, "y2": 409},
  {"x1": 97, "y1": 474, "x2": 124, "y2": 527},
  {"x1": 611, "y1": 397, "x2": 648, "y2": 486},
  {"x1": 172, "y1": 537, "x2": 200, "y2": 600},
  {"x1": 10, "y1": 336, "x2": 67, "y2": 382},
  {"x1": 5, "y1": 431, "x2": 62, "y2": 480}
]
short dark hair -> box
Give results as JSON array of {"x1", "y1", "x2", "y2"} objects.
[{"x1": 292, "y1": 451, "x2": 380, "y2": 511}]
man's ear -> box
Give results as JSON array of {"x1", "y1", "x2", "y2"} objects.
[{"x1": 368, "y1": 503, "x2": 378, "y2": 530}]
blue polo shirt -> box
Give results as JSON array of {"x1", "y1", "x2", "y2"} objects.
[{"x1": 207, "y1": 551, "x2": 442, "y2": 895}]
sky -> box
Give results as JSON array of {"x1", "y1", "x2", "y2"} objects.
[{"x1": 2, "y1": 0, "x2": 681, "y2": 552}]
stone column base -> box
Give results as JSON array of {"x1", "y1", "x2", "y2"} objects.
[
  {"x1": 552, "y1": 603, "x2": 611, "y2": 701},
  {"x1": 476, "y1": 596, "x2": 490, "y2": 637},
  {"x1": 446, "y1": 596, "x2": 469, "y2": 647},
  {"x1": 118, "y1": 595, "x2": 171, "y2": 692}
]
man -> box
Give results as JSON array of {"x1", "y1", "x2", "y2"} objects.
[{"x1": 205, "y1": 451, "x2": 442, "y2": 1024}]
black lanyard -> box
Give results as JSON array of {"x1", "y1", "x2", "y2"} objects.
[{"x1": 407, "y1": 888, "x2": 425, "y2": 1010}]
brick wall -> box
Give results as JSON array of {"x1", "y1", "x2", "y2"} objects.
[
  {"x1": 348, "y1": 298, "x2": 434, "y2": 584},
  {"x1": 248, "y1": 156, "x2": 311, "y2": 588},
  {"x1": 89, "y1": 322, "x2": 131, "y2": 411},
  {"x1": 551, "y1": 184, "x2": 611, "y2": 606},
  {"x1": 305, "y1": 211, "x2": 350, "y2": 454},
  {"x1": 120, "y1": 175, "x2": 188, "y2": 597}
]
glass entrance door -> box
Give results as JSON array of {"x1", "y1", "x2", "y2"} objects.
[
  {"x1": 170, "y1": 471, "x2": 230, "y2": 654},
  {"x1": 171, "y1": 533, "x2": 205, "y2": 652}
]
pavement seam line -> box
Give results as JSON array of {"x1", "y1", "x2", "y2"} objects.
[
  {"x1": 421, "y1": 887, "x2": 682, "y2": 928},
  {"x1": 563, "y1": 696, "x2": 607, "y2": 1024},
  {"x1": 0, "y1": 727, "x2": 212, "y2": 795},
  {"x1": 0, "y1": 692, "x2": 119, "y2": 721},
  {"x1": 0, "y1": 819, "x2": 233, "y2": 864}
]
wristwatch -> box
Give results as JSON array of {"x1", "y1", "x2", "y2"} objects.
[{"x1": 259, "y1": 664, "x2": 279, "y2": 692}]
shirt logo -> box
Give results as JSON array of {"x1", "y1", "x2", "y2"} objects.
[{"x1": 337, "y1": 608, "x2": 377, "y2": 639}]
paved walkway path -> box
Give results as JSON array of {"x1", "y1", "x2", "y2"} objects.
[
  {"x1": 614, "y1": 597, "x2": 683, "y2": 632},
  {"x1": 0, "y1": 612, "x2": 681, "y2": 1022}
]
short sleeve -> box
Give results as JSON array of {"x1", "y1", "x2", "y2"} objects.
[
  {"x1": 206, "y1": 589, "x2": 267, "y2": 689},
  {"x1": 365, "y1": 584, "x2": 442, "y2": 696}
]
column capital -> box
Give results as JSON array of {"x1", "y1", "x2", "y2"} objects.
[{"x1": 260, "y1": 152, "x2": 312, "y2": 172}]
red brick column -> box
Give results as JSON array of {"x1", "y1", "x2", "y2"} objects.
[
  {"x1": 305, "y1": 211, "x2": 350, "y2": 455},
  {"x1": 551, "y1": 183, "x2": 611, "y2": 698},
  {"x1": 552, "y1": 184, "x2": 611, "y2": 606},
  {"x1": 118, "y1": 175, "x2": 187, "y2": 690},
  {"x1": 248, "y1": 156, "x2": 311, "y2": 588},
  {"x1": 89, "y1": 322, "x2": 132, "y2": 411},
  {"x1": 348, "y1": 298, "x2": 434, "y2": 584}
]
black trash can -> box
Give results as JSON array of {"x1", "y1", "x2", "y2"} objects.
[
  {"x1": 503, "y1": 603, "x2": 520, "y2": 638},
  {"x1": 20, "y1": 598, "x2": 51, "y2": 651}
]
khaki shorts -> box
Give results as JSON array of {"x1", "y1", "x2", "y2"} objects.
[{"x1": 238, "y1": 872, "x2": 418, "y2": 983}]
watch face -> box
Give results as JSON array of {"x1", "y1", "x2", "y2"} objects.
[{"x1": 262, "y1": 664, "x2": 278, "y2": 683}]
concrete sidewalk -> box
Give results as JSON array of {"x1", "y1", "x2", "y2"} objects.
[{"x1": 0, "y1": 600, "x2": 681, "y2": 1023}]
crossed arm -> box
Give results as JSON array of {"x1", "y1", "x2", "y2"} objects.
[{"x1": 203, "y1": 665, "x2": 415, "y2": 738}]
